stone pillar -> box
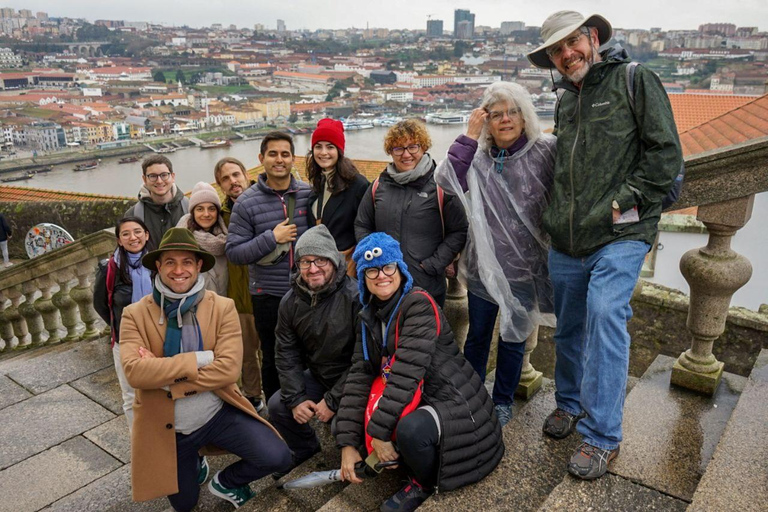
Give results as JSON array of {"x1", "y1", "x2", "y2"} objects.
[
  {"x1": 443, "y1": 276, "x2": 469, "y2": 350},
  {"x1": 71, "y1": 260, "x2": 101, "y2": 340},
  {"x1": 52, "y1": 269, "x2": 80, "y2": 342},
  {"x1": 0, "y1": 292, "x2": 14, "y2": 351},
  {"x1": 4, "y1": 285, "x2": 30, "y2": 348},
  {"x1": 515, "y1": 325, "x2": 543, "y2": 400},
  {"x1": 672, "y1": 195, "x2": 754, "y2": 395},
  {"x1": 35, "y1": 275, "x2": 62, "y2": 344},
  {"x1": 19, "y1": 281, "x2": 45, "y2": 345}
]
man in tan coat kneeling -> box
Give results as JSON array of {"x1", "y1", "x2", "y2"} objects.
[{"x1": 120, "y1": 228, "x2": 291, "y2": 511}]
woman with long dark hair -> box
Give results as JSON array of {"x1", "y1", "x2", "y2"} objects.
[
  {"x1": 94, "y1": 216, "x2": 152, "y2": 429},
  {"x1": 306, "y1": 118, "x2": 369, "y2": 276}
]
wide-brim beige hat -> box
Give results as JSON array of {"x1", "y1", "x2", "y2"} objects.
[{"x1": 527, "y1": 11, "x2": 613, "y2": 69}]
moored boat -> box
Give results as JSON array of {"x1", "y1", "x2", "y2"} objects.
[
  {"x1": 119, "y1": 156, "x2": 140, "y2": 164},
  {"x1": 200, "y1": 139, "x2": 232, "y2": 149},
  {"x1": 74, "y1": 160, "x2": 100, "y2": 171}
]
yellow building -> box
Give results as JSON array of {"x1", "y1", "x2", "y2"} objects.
[{"x1": 250, "y1": 98, "x2": 290, "y2": 120}]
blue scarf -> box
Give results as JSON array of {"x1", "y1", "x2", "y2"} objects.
[
  {"x1": 113, "y1": 248, "x2": 153, "y2": 304},
  {"x1": 152, "y1": 275, "x2": 206, "y2": 357}
]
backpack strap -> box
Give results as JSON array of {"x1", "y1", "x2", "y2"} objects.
[
  {"x1": 181, "y1": 196, "x2": 189, "y2": 214},
  {"x1": 394, "y1": 290, "x2": 441, "y2": 346},
  {"x1": 625, "y1": 62, "x2": 640, "y2": 115},
  {"x1": 371, "y1": 177, "x2": 380, "y2": 201},
  {"x1": 133, "y1": 201, "x2": 144, "y2": 222}
]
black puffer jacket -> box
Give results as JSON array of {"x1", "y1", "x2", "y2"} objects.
[
  {"x1": 335, "y1": 288, "x2": 504, "y2": 492},
  {"x1": 275, "y1": 266, "x2": 361, "y2": 412},
  {"x1": 354, "y1": 165, "x2": 468, "y2": 300}
]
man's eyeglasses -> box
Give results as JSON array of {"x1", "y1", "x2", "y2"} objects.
[
  {"x1": 145, "y1": 172, "x2": 172, "y2": 182},
  {"x1": 364, "y1": 263, "x2": 398, "y2": 279},
  {"x1": 297, "y1": 257, "x2": 330, "y2": 270},
  {"x1": 488, "y1": 108, "x2": 522, "y2": 123},
  {"x1": 546, "y1": 28, "x2": 589, "y2": 59},
  {"x1": 390, "y1": 144, "x2": 421, "y2": 157}
]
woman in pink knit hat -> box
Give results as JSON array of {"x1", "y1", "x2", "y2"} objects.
[
  {"x1": 176, "y1": 181, "x2": 229, "y2": 295},
  {"x1": 306, "y1": 118, "x2": 370, "y2": 276}
]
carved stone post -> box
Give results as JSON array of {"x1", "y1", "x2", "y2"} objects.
[
  {"x1": 672, "y1": 195, "x2": 754, "y2": 395},
  {"x1": 0, "y1": 292, "x2": 14, "y2": 350},
  {"x1": 443, "y1": 276, "x2": 470, "y2": 350},
  {"x1": 71, "y1": 260, "x2": 101, "y2": 340},
  {"x1": 5, "y1": 285, "x2": 30, "y2": 348},
  {"x1": 52, "y1": 269, "x2": 80, "y2": 342},
  {"x1": 19, "y1": 281, "x2": 45, "y2": 345},
  {"x1": 515, "y1": 325, "x2": 543, "y2": 400},
  {"x1": 35, "y1": 275, "x2": 62, "y2": 344}
]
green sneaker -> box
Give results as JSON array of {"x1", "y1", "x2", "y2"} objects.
[
  {"x1": 208, "y1": 471, "x2": 256, "y2": 508},
  {"x1": 197, "y1": 456, "x2": 210, "y2": 485}
]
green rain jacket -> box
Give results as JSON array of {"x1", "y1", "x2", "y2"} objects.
[
  {"x1": 545, "y1": 46, "x2": 683, "y2": 257},
  {"x1": 221, "y1": 180, "x2": 256, "y2": 314}
]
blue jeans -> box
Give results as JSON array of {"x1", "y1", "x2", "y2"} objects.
[
  {"x1": 463, "y1": 291, "x2": 525, "y2": 406},
  {"x1": 548, "y1": 241, "x2": 649, "y2": 450}
]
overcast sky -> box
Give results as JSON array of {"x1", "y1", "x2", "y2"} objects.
[{"x1": 6, "y1": 1, "x2": 768, "y2": 33}]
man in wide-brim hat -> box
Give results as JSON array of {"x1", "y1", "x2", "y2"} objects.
[
  {"x1": 527, "y1": 12, "x2": 683, "y2": 480},
  {"x1": 120, "y1": 227, "x2": 291, "y2": 510}
]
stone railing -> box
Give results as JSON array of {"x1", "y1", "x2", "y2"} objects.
[
  {"x1": 444, "y1": 135, "x2": 768, "y2": 399},
  {"x1": 0, "y1": 229, "x2": 115, "y2": 351}
]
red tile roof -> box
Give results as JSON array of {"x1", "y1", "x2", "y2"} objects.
[
  {"x1": 669, "y1": 93, "x2": 760, "y2": 132},
  {"x1": 679, "y1": 93, "x2": 768, "y2": 156},
  {"x1": 0, "y1": 185, "x2": 133, "y2": 203}
]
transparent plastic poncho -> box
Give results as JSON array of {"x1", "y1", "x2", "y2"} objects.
[{"x1": 435, "y1": 134, "x2": 557, "y2": 342}]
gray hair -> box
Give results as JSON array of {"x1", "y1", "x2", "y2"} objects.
[{"x1": 478, "y1": 81, "x2": 540, "y2": 150}]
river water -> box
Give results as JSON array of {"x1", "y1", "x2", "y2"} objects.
[{"x1": 21, "y1": 121, "x2": 767, "y2": 311}]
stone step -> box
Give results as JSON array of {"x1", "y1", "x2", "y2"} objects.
[
  {"x1": 315, "y1": 466, "x2": 404, "y2": 512},
  {"x1": 419, "y1": 380, "x2": 581, "y2": 512},
  {"x1": 609, "y1": 354, "x2": 746, "y2": 502},
  {"x1": 538, "y1": 473, "x2": 688, "y2": 511},
  {"x1": 239, "y1": 419, "x2": 345, "y2": 512},
  {"x1": 687, "y1": 349, "x2": 768, "y2": 512}
]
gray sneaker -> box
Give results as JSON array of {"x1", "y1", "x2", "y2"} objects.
[
  {"x1": 568, "y1": 442, "x2": 619, "y2": 480},
  {"x1": 494, "y1": 404, "x2": 513, "y2": 428},
  {"x1": 542, "y1": 408, "x2": 585, "y2": 439}
]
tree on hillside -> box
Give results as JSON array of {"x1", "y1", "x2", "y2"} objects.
[
  {"x1": 175, "y1": 70, "x2": 186, "y2": 84},
  {"x1": 289, "y1": 112, "x2": 299, "y2": 123},
  {"x1": 303, "y1": 110, "x2": 312, "y2": 121},
  {"x1": 152, "y1": 70, "x2": 166, "y2": 83}
]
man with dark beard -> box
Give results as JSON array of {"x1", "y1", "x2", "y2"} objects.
[{"x1": 268, "y1": 225, "x2": 360, "y2": 476}]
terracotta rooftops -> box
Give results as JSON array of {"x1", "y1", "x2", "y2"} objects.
[
  {"x1": 0, "y1": 185, "x2": 133, "y2": 203},
  {"x1": 679, "y1": 93, "x2": 768, "y2": 156},
  {"x1": 669, "y1": 93, "x2": 760, "y2": 132}
]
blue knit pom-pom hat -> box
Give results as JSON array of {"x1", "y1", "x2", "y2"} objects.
[{"x1": 352, "y1": 232, "x2": 413, "y2": 305}]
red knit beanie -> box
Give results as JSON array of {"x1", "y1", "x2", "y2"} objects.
[{"x1": 311, "y1": 118, "x2": 345, "y2": 153}]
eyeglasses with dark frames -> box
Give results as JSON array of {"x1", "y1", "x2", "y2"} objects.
[
  {"x1": 297, "y1": 257, "x2": 330, "y2": 270},
  {"x1": 364, "y1": 263, "x2": 398, "y2": 279},
  {"x1": 390, "y1": 144, "x2": 421, "y2": 156},
  {"x1": 145, "y1": 172, "x2": 172, "y2": 182}
]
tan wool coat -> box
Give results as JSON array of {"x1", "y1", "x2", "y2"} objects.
[{"x1": 120, "y1": 290, "x2": 283, "y2": 502}]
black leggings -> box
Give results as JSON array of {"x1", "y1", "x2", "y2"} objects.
[{"x1": 396, "y1": 409, "x2": 440, "y2": 488}]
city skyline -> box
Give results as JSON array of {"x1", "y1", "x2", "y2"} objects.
[{"x1": 2, "y1": 1, "x2": 767, "y2": 33}]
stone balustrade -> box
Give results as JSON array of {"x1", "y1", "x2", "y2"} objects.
[
  {"x1": 0, "y1": 229, "x2": 115, "y2": 351},
  {"x1": 441, "y1": 136, "x2": 768, "y2": 399}
]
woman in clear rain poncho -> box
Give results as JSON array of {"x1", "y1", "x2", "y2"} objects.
[{"x1": 434, "y1": 81, "x2": 556, "y2": 427}]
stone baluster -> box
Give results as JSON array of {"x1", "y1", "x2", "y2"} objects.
[
  {"x1": 443, "y1": 276, "x2": 470, "y2": 349},
  {"x1": 34, "y1": 275, "x2": 62, "y2": 345},
  {"x1": 71, "y1": 260, "x2": 101, "y2": 340},
  {"x1": 4, "y1": 285, "x2": 30, "y2": 348},
  {"x1": 516, "y1": 325, "x2": 543, "y2": 400},
  {"x1": 672, "y1": 195, "x2": 754, "y2": 395},
  {"x1": 19, "y1": 281, "x2": 45, "y2": 345},
  {"x1": 0, "y1": 292, "x2": 14, "y2": 351},
  {"x1": 52, "y1": 268, "x2": 80, "y2": 342}
]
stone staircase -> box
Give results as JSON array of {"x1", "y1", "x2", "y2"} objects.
[{"x1": 1, "y1": 337, "x2": 766, "y2": 512}]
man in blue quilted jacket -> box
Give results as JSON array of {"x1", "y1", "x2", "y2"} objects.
[{"x1": 225, "y1": 132, "x2": 311, "y2": 401}]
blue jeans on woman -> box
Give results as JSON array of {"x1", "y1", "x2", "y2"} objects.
[
  {"x1": 463, "y1": 291, "x2": 526, "y2": 407},
  {"x1": 548, "y1": 241, "x2": 649, "y2": 451}
]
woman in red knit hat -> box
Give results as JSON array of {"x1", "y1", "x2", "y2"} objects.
[{"x1": 306, "y1": 118, "x2": 370, "y2": 276}]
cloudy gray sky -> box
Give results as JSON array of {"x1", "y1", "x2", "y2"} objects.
[{"x1": 7, "y1": 1, "x2": 768, "y2": 32}]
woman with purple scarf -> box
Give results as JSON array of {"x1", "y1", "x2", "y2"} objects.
[{"x1": 435, "y1": 81, "x2": 557, "y2": 427}]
